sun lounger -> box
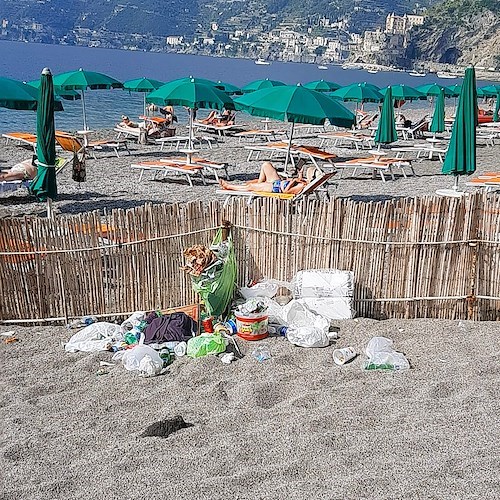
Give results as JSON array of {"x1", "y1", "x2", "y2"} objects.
[
  {"x1": 114, "y1": 125, "x2": 143, "y2": 141},
  {"x1": 131, "y1": 160, "x2": 205, "y2": 186},
  {"x1": 55, "y1": 131, "x2": 130, "y2": 158},
  {"x1": 155, "y1": 135, "x2": 219, "y2": 152},
  {"x1": 193, "y1": 121, "x2": 240, "y2": 136},
  {"x1": 160, "y1": 156, "x2": 229, "y2": 181},
  {"x1": 216, "y1": 172, "x2": 335, "y2": 206},
  {"x1": 318, "y1": 131, "x2": 374, "y2": 150},
  {"x1": 2, "y1": 132, "x2": 37, "y2": 148},
  {"x1": 235, "y1": 129, "x2": 281, "y2": 142},
  {"x1": 334, "y1": 156, "x2": 415, "y2": 181},
  {"x1": 465, "y1": 173, "x2": 500, "y2": 192}
]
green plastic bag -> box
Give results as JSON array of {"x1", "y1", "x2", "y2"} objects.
[
  {"x1": 190, "y1": 229, "x2": 237, "y2": 318},
  {"x1": 187, "y1": 333, "x2": 227, "y2": 358}
]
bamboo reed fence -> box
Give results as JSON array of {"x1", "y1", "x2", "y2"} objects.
[{"x1": 1, "y1": 192, "x2": 499, "y2": 323}]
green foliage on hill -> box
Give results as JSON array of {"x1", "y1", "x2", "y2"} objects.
[{"x1": 424, "y1": 0, "x2": 499, "y2": 28}]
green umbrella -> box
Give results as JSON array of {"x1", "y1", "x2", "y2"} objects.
[
  {"x1": 0, "y1": 77, "x2": 63, "y2": 111},
  {"x1": 241, "y1": 79, "x2": 286, "y2": 93},
  {"x1": 123, "y1": 77, "x2": 164, "y2": 115},
  {"x1": 234, "y1": 84, "x2": 355, "y2": 168},
  {"x1": 494, "y1": 94, "x2": 500, "y2": 122},
  {"x1": 53, "y1": 68, "x2": 123, "y2": 130},
  {"x1": 374, "y1": 86, "x2": 397, "y2": 147},
  {"x1": 147, "y1": 78, "x2": 235, "y2": 163},
  {"x1": 216, "y1": 80, "x2": 243, "y2": 95},
  {"x1": 29, "y1": 68, "x2": 57, "y2": 214},
  {"x1": 446, "y1": 84, "x2": 462, "y2": 98},
  {"x1": 27, "y1": 79, "x2": 81, "y2": 101},
  {"x1": 442, "y1": 67, "x2": 477, "y2": 190},
  {"x1": 429, "y1": 87, "x2": 446, "y2": 135},
  {"x1": 416, "y1": 83, "x2": 454, "y2": 98},
  {"x1": 478, "y1": 85, "x2": 500, "y2": 97},
  {"x1": 304, "y1": 80, "x2": 341, "y2": 92},
  {"x1": 380, "y1": 84, "x2": 426, "y2": 101},
  {"x1": 331, "y1": 82, "x2": 383, "y2": 103}
]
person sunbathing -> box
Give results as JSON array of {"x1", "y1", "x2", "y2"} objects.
[
  {"x1": 219, "y1": 161, "x2": 316, "y2": 195},
  {"x1": 198, "y1": 110, "x2": 219, "y2": 124},
  {"x1": 159, "y1": 105, "x2": 177, "y2": 125},
  {"x1": 0, "y1": 157, "x2": 37, "y2": 182},
  {"x1": 119, "y1": 115, "x2": 139, "y2": 128}
]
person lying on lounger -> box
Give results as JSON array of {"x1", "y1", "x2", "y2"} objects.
[
  {"x1": 119, "y1": 115, "x2": 139, "y2": 128},
  {"x1": 0, "y1": 157, "x2": 37, "y2": 182},
  {"x1": 219, "y1": 161, "x2": 316, "y2": 195}
]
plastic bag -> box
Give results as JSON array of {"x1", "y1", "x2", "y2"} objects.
[
  {"x1": 281, "y1": 300, "x2": 330, "y2": 333},
  {"x1": 190, "y1": 229, "x2": 237, "y2": 318},
  {"x1": 186, "y1": 333, "x2": 228, "y2": 358},
  {"x1": 121, "y1": 311, "x2": 146, "y2": 331},
  {"x1": 286, "y1": 326, "x2": 330, "y2": 348},
  {"x1": 363, "y1": 336, "x2": 410, "y2": 371},
  {"x1": 120, "y1": 345, "x2": 163, "y2": 376},
  {"x1": 65, "y1": 322, "x2": 123, "y2": 352}
]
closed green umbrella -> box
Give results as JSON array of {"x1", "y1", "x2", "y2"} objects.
[
  {"x1": 241, "y1": 79, "x2": 286, "y2": 93},
  {"x1": 331, "y1": 82, "x2": 383, "y2": 103},
  {"x1": 147, "y1": 78, "x2": 235, "y2": 163},
  {"x1": 429, "y1": 87, "x2": 445, "y2": 135},
  {"x1": 442, "y1": 67, "x2": 477, "y2": 190},
  {"x1": 374, "y1": 86, "x2": 397, "y2": 148},
  {"x1": 123, "y1": 77, "x2": 164, "y2": 115},
  {"x1": 304, "y1": 80, "x2": 341, "y2": 92},
  {"x1": 234, "y1": 84, "x2": 355, "y2": 168},
  {"x1": 29, "y1": 68, "x2": 57, "y2": 215},
  {"x1": 494, "y1": 94, "x2": 500, "y2": 122},
  {"x1": 53, "y1": 68, "x2": 123, "y2": 130}
]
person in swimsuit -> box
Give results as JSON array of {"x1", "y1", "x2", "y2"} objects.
[
  {"x1": 0, "y1": 157, "x2": 38, "y2": 182},
  {"x1": 219, "y1": 161, "x2": 316, "y2": 195}
]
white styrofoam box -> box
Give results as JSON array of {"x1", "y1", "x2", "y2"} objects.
[
  {"x1": 294, "y1": 269, "x2": 354, "y2": 298},
  {"x1": 296, "y1": 297, "x2": 354, "y2": 320}
]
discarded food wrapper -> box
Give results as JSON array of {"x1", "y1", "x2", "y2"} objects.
[
  {"x1": 252, "y1": 345, "x2": 271, "y2": 362},
  {"x1": 220, "y1": 352, "x2": 235, "y2": 364},
  {"x1": 237, "y1": 298, "x2": 268, "y2": 315},
  {"x1": 4, "y1": 337, "x2": 19, "y2": 344},
  {"x1": 1, "y1": 331, "x2": 15, "y2": 337},
  {"x1": 181, "y1": 245, "x2": 216, "y2": 276},
  {"x1": 240, "y1": 280, "x2": 279, "y2": 299},
  {"x1": 99, "y1": 361, "x2": 115, "y2": 367}
]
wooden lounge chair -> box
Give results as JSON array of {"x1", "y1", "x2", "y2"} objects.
[
  {"x1": 55, "y1": 131, "x2": 130, "y2": 159},
  {"x1": 334, "y1": 156, "x2": 415, "y2": 181},
  {"x1": 216, "y1": 172, "x2": 334, "y2": 206},
  {"x1": 131, "y1": 160, "x2": 205, "y2": 186},
  {"x1": 2, "y1": 132, "x2": 38, "y2": 149}
]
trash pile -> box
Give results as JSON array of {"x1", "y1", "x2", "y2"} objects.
[{"x1": 63, "y1": 225, "x2": 410, "y2": 375}]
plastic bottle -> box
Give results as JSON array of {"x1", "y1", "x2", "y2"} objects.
[
  {"x1": 174, "y1": 341, "x2": 187, "y2": 357},
  {"x1": 124, "y1": 332, "x2": 138, "y2": 345}
]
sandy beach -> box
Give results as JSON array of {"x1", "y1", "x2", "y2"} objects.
[
  {"x1": 1, "y1": 107, "x2": 499, "y2": 218},
  {"x1": 1, "y1": 109, "x2": 500, "y2": 499},
  {"x1": 1, "y1": 318, "x2": 499, "y2": 499}
]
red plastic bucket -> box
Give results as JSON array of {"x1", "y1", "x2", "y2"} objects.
[{"x1": 234, "y1": 312, "x2": 269, "y2": 341}]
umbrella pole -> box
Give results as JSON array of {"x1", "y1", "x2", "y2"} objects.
[
  {"x1": 187, "y1": 108, "x2": 194, "y2": 165},
  {"x1": 47, "y1": 198, "x2": 53, "y2": 219},
  {"x1": 81, "y1": 90, "x2": 87, "y2": 131},
  {"x1": 284, "y1": 122, "x2": 295, "y2": 174},
  {"x1": 143, "y1": 93, "x2": 147, "y2": 116},
  {"x1": 453, "y1": 175, "x2": 459, "y2": 191}
]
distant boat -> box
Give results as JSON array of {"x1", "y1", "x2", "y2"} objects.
[
  {"x1": 437, "y1": 72, "x2": 458, "y2": 79},
  {"x1": 367, "y1": 69, "x2": 378, "y2": 74},
  {"x1": 409, "y1": 71, "x2": 426, "y2": 77},
  {"x1": 317, "y1": 65, "x2": 328, "y2": 70},
  {"x1": 255, "y1": 59, "x2": 271, "y2": 66}
]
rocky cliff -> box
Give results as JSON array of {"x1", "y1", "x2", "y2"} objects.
[{"x1": 407, "y1": 0, "x2": 500, "y2": 68}]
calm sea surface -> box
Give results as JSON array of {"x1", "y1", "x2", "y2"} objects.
[{"x1": 0, "y1": 40, "x2": 498, "y2": 133}]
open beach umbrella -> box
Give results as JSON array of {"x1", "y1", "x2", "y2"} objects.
[
  {"x1": 52, "y1": 69, "x2": 123, "y2": 130},
  {"x1": 123, "y1": 77, "x2": 164, "y2": 115},
  {"x1": 26, "y1": 79, "x2": 81, "y2": 101},
  {"x1": 416, "y1": 84, "x2": 454, "y2": 98},
  {"x1": 380, "y1": 84, "x2": 426, "y2": 102},
  {"x1": 147, "y1": 78, "x2": 235, "y2": 163},
  {"x1": 216, "y1": 81, "x2": 243, "y2": 95},
  {"x1": 0, "y1": 77, "x2": 63, "y2": 111},
  {"x1": 446, "y1": 84, "x2": 462, "y2": 98},
  {"x1": 331, "y1": 82, "x2": 383, "y2": 103},
  {"x1": 442, "y1": 67, "x2": 477, "y2": 191},
  {"x1": 234, "y1": 84, "x2": 355, "y2": 168},
  {"x1": 429, "y1": 87, "x2": 446, "y2": 136},
  {"x1": 374, "y1": 86, "x2": 397, "y2": 148},
  {"x1": 241, "y1": 79, "x2": 286, "y2": 93},
  {"x1": 304, "y1": 80, "x2": 341, "y2": 92},
  {"x1": 477, "y1": 85, "x2": 500, "y2": 97},
  {"x1": 29, "y1": 68, "x2": 57, "y2": 216}
]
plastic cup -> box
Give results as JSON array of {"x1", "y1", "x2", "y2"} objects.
[{"x1": 333, "y1": 347, "x2": 356, "y2": 365}]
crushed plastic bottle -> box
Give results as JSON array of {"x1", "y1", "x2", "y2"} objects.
[
  {"x1": 252, "y1": 346, "x2": 271, "y2": 362},
  {"x1": 67, "y1": 315, "x2": 98, "y2": 329}
]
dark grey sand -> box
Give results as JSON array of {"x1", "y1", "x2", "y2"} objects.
[
  {"x1": 1, "y1": 319, "x2": 499, "y2": 499},
  {"x1": 1, "y1": 108, "x2": 499, "y2": 217},
  {"x1": 1, "y1": 112, "x2": 500, "y2": 498}
]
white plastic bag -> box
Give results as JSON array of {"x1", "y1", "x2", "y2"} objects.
[
  {"x1": 286, "y1": 326, "x2": 330, "y2": 348},
  {"x1": 121, "y1": 311, "x2": 146, "y2": 331},
  {"x1": 293, "y1": 269, "x2": 354, "y2": 298},
  {"x1": 65, "y1": 322, "x2": 123, "y2": 353},
  {"x1": 363, "y1": 336, "x2": 410, "y2": 371},
  {"x1": 120, "y1": 345, "x2": 163, "y2": 376},
  {"x1": 281, "y1": 300, "x2": 330, "y2": 333}
]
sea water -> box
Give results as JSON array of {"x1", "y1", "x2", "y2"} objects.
[{"x1": 0, "y1": 40, "x2": 497, "y2": 133}]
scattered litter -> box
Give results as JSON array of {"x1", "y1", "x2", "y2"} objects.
[
  {"x1": 252, "y1": 346, "x2": 271, "y2": 362},
  {"x1": 333, "y1": 347, "x2": 357, "y2": 365},
  {"x1": 186, "y1": 333, "x2": 228, "y2": 358},
  {"x1": 119, "y1": 345, "x2": 164, "y2": 377},
  {"x1": 140, "y1": 416, "x2": 193, "y2": 438},
  {"x1": 174, "y1": 341, "x2": 187, "y2": 357},
  {"x1": 1, "y1": 331, "x2": 15, "y2": 337},
  {"x1": 4, "y1": 337, "x2": 19, "y2": 344},
  {"x1": 287, "y1": 326, "x2": 330, "y2": 348},
  {"x1": 96, "y1": 368, "x2": 109, "y2": 376},
  {"x1": 220, "y1": 352, "x2": 235, "y2": 364},
  {"x1": 363, "y1": 337, "x2": 410, "y2": 371},
  {"x1": 65, "y1": 322, "x2": 123, "y2": 353},
  {"x1": 99, "y1": 361, "x2": 115, "y2": 367},
  {"x1": 67, "y1": 315, "x2": 98, "y2": 329}
]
